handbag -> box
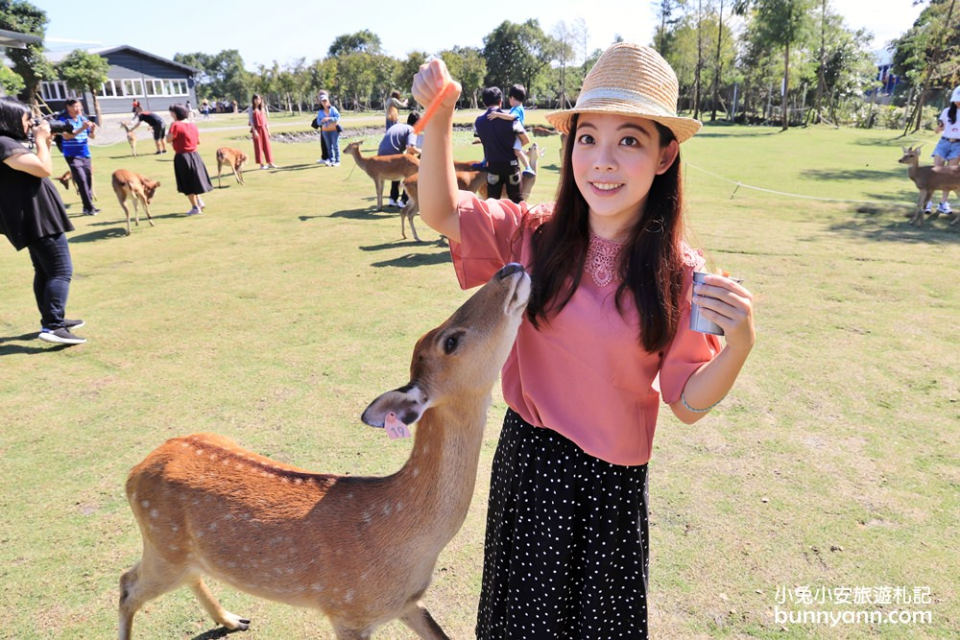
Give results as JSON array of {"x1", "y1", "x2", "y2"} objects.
[
  {"x1": 310, "y1": 116, "x2": 320, "y2": 130},
  {"x1": 336, "y1": 123, "x2": 343, "y2": 133}
]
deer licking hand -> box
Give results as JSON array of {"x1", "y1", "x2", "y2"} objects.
[{"x1": 118, "y1": 263, "x2": 531, "y2": 640}]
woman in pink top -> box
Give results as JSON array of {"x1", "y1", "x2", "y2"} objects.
[{"x1": 413, "y1": 43, "x2": 755, "y2": 639}]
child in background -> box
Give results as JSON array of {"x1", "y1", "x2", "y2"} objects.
[
  {"x1": 486, "y1": 83, "x2": 533, "y2": 175},
  {"x1": 412, "y1": 43, "x2": 755, "y2": 638},
  {"x1": 166, "y1": 104, "x2": 212, "y2": 216},
  {"x1": 927, "y1": 85, "x2": 960, "y2": 214}
]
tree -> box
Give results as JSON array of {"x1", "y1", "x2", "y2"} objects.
[
  {"x1": 482, "y1": 20, "x2": 556, "y2": 94},
  {"x1": 552, "y1": 21, "x2": 577, "y2": 108},
  {"x1": 328, "y1": 30, "x2": 382, "y2": 57},
  {"x1": 750, "y1": 0, "x2": 815, "y2": 130},
  {"x1": 58, "y1": 49, "x2": 109, "y2": 125},
  {"x1": 175, "y1": 50, "x2": 252, "y2": 103},
  {"x1": 440, "y1": 46, "x2": 487, "y2": 109},
  {"x1": 396, "y1": 51, "x2": 429, "y2": 104},
  {"x1": 893, "y1": 0, "x2": 960, "y2": 134},
  {"x1": 0, "y1": 65, "x2": 25, "y2": 95},
  {"x1": 0, "y1": 0, "x2": 55, "y2": 107}
]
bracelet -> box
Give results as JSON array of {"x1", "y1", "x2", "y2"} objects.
[{"x1": 681, "y1": 391, "x2": 725, "y2": 413}]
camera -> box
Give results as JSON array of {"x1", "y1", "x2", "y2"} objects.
[{"x1": 30, "y1": 115, "x2": 74, "y2": 135}]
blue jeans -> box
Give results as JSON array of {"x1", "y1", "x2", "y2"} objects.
[
  {"x1": 321, "y1": 130, "x2": 340, "y2": 163},
  {"x1": 65, "y1": 155, "x2": 95, "y2": 211},
  {"x1": 26, "y1": 233, "x2": 73, "y2": 330}
]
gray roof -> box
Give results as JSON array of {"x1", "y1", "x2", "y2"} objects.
[
  {"x1": 45, "y1": 44, "x2": 201, "y2": 73},
  {"x1": 0, "y1": 28, "x2": 42, "y2": 49}
]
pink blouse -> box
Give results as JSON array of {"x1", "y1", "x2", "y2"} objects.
[{"x1": 450, "y1": 192, "x2": 721, "y2": 466}]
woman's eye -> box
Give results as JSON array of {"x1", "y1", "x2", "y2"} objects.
[
  {"x1": 576, "y1": 133, "x2": 594, "y2": 145},
  {"x1": 444, "y1": 335, "x2": 459, "y2": 354},
  {"x1": 620, "y1": 136, "x2": 639, "y2": 147}
]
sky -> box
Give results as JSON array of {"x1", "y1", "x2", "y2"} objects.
[{"x1": 37, "y1": 0, "x2": 924, "y2": 71}]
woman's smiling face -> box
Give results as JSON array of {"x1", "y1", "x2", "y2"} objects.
[{"x1": 571, "y1": 113, "x2": 678, "y2": 239}]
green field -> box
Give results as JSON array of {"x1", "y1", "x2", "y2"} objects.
[{"x1": 1, "y1": 112, "x2": 957, "y2": 639}]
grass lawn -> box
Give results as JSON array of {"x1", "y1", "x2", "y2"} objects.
[{"x1": 0, "y1": 112, "x2": 957, "y2": 639}]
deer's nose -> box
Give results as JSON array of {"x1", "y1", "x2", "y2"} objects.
[{"x1": 498, "y1": 263, "x2": 524, "y2": 279}]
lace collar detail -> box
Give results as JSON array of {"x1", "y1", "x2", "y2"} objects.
[{"x1": 585, "y1": 233, "x2": 625, "y2": 288}]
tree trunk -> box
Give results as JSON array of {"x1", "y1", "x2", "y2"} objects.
[
  {"x1": 90, "y1": 89, "x2": 103, "y2": 128},
  {"x1": 814, "y1": 0, "x2": 826, "y2": 124},
  {"x1": 711, "y1": 0, "x2": 725, "y2": 122},
  {"x1": 781, "y1": 42, "x2": 790, "y2": 131},
  {"x1": 693, "y1": 0, "x2": 704, "y2": 120}
]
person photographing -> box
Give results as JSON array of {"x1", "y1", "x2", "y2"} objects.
[
  {"x1": 57, "y1": 98, "x2": 99, "y2": 216},
  {"x1": 0, "y1": 97, "x2": 87, "y2": 345}
]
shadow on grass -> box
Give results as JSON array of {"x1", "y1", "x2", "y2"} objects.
[
  {"x1": 800, "y1": 168, "x2": 901, "y2": 181},
  {"x1": 0, "y1": 332, "x2": 71, "y2": 356},
  {"x1": 694, "y1": 130, "x2": 780, "y2": 138},
  {"x1": 370, "y1": 251, "x2": 452, "y2": 268},
  {"x1": 189, "y1": 626, "x2": 245, "y2": 640},
  {"x1": 69, "y1": 227, "x2": 133, "y2": 243},
  {"x1": 273, "y1": 162, "x2": 327, "y2": 172},
  {"x1": 326, "y1": 207, "x2": 388, "y2": 221},
  {"x1": 361, "y1": 237, "x2": 449, "y2": 252},
  {"x1": 821, "y1": 204, "x2": 960, "y2": 245}
]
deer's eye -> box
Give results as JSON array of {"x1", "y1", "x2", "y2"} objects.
[{"x1": 443, "y1": 333, "x2": 461, "y2": 355}]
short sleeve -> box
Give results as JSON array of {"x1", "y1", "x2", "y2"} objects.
[
  {"x1": 658, "y1": 249, "x2": 723, "y2": 404},
  {"x1": 448, "y1": 192, "x2": 527, "y2": 290},
  {"x1": 0, "y1": 137, "x2": 29, "y2": 162}
]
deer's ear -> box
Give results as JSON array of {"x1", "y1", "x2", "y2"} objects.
[{"x1": 361, "y1": 383, "x2": 431, "y2": 428}]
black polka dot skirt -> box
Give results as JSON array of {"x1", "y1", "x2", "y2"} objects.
[{"x1": 476, "y1": 409, "x2": 650, "y2": 639}]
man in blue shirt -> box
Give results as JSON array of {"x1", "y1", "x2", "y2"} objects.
[
  {"x1": 57, "y1": 99, "x2": 99, "y2": 215},
  {"x1": 378, "y1": 112, "x2": 421, "y2": 207},
  {"x1": 473, "y1": 86, "x2": 528, "y2": 204}
]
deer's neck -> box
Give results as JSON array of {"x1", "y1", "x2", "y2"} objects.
[{"x1": 393, "y1": 395, "x2": 490, "y2": 539}]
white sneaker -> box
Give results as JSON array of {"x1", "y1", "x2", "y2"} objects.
[
  {"x1": 261, "y1": 164, "x2": 267, "y2": 170},
  {"x1": 387, "y1": 198, "x2": 399, "y2": 208},
  {"x1": 318, "y1": 158, "x2": 327, "y2": 164},
  {"x1": 936, "y1": 202, "x2": 953, "y2": 214},
  {"x1": 332, "y1": 162, "x2": 340, "y2": 167},
  {"x1": 924, "y1": 202, "x2": 933, "y2": 213}
]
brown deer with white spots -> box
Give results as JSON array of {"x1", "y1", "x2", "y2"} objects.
[{"x1": 118, "y1": 263, "x2": 531, "y2": 640}]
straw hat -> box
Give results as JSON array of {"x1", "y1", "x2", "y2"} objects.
[{"x1": 546, "y1": 43, "x2": 701, "y2": 143}]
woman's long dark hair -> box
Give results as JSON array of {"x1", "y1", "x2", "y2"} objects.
[
  {"x1": 526, "y1": 113, "x2": 686, "y2": 353},
  {"x1": 0, "y1": 97, "x2": 31, "y2": 141},
  {"x1": 948, "y1": 103, "x2": 957, "y2": 125}
]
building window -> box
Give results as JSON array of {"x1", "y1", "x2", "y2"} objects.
[
  {"x1": 143, "y1": 78, "x2": 188, "y2": 96},
  {"x1": 40, "y1": 81, "x2": 75, "y2": 101},
  {"x1": 121, "y1": 79, "x2": 144, "y2": 97},
  {"x1": 99, "y1": 79, "x2": 145, "y2": 98}
]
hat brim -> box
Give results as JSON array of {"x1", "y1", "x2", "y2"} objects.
[{"x1": 546, "y1": 106, "x2": 701, "y2": 143}]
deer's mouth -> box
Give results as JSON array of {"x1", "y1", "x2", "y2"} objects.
[{"x1": 502, "y1": 268, "x2": 531, "y2": 316}]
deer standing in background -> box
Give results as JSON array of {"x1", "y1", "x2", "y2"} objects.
[
  {"x1": 343, "y1": 141, "x2": 420, "y2": 212},
  {"x1": 899, "y1": 146, "x2": 960, "y2": 227},
  {"x1": 118, "y1": 264, "x2": 532, "y2": 640},
  {"x1": 401, "y1": 143, "x2": 547, "y2": 241},
  {"x1": 119, "y1": 121, "x2": 137, "y2": 157}
]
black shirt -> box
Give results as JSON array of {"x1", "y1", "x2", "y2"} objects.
[
  {"x1": 0, "y1": 136, "x2": 74, "y2": 251},
  {"x1": 136, "y1": 112, "x2": 165, "y2": 128},
  {"x1": 474, "y1": 108, "x2": 525, "y2": 164}
]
